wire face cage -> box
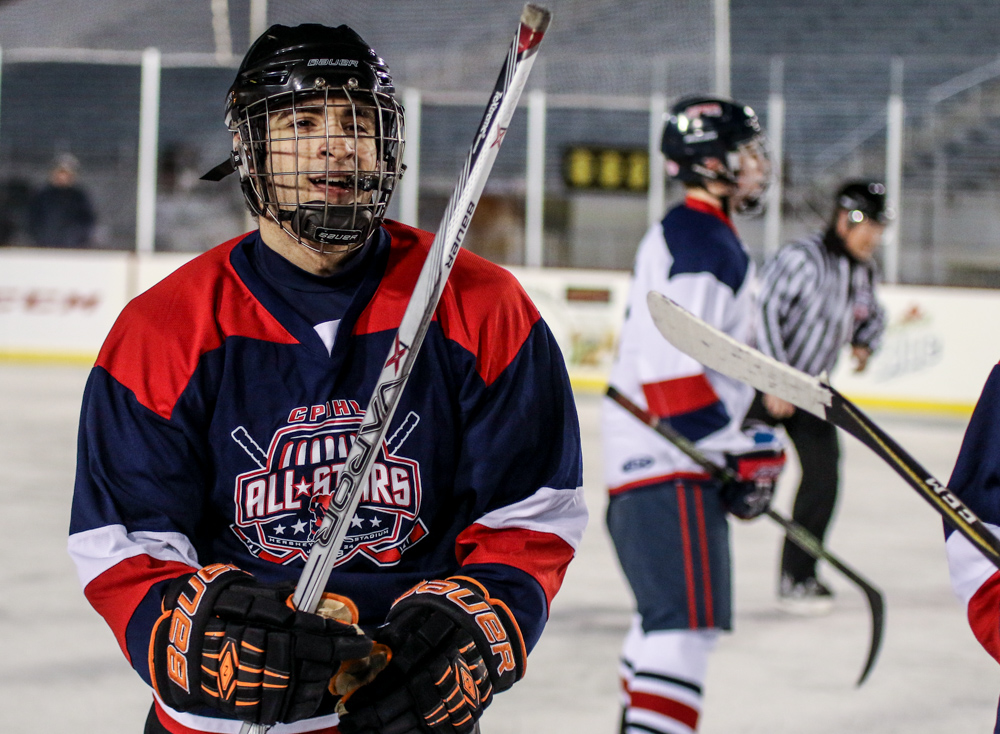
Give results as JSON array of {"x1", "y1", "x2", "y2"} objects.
[{"x1": 234, "y1": 84, "x2": 405, "y2": 254}]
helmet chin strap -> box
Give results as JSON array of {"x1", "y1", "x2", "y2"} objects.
[{"x1": 276, "y1": 204, "x2": 373, "y2": 255}]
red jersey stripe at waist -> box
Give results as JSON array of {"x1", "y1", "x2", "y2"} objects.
[{"x1": 609, "y1": 472, "x2": 712, "y2": 496}]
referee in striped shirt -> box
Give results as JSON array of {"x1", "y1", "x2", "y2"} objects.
[{"x1": 749, "y1": 180, "x2": 889, "y2": 614}]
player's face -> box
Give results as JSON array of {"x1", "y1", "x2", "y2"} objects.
[
  {"x1": 732, "y1": 137, "x2": 770, "y2": 212},
  {"x1": 842, "y1": 215, "x2": 885, "y2": 262},
  {"x1": 265, "y1": 95, "x2": 379, "y2": 211}
]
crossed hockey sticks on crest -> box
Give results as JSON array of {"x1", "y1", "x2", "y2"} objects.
[
  {"x1": 240, "y1": 7, "x2": 552, "y2": 734},
  {"x1": 605, "y1": 386, "x2": 884, "y2": 686},
  {"x1": 645, "y1": 291, "x2": 1000, "y2": 570},
  {"x1": 230, "y1": 413, "x2": 421, "y2": 471}
]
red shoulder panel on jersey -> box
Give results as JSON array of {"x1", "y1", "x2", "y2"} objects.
[
  {"x1": 642, "y1": 373, "x2": 720, "y2": 418},
  {"x1": 96, "y1": 234, "x2": 298, "y2": 420},
  {"x1": 84, "y1": 555, "x2": 197, "y2": 663},
  {"x1": 356, "y1": 220, "x2": 540, "y2": 386},
  {"x1": 454, "y1": 523, "x2": 574, "y2": 610}
]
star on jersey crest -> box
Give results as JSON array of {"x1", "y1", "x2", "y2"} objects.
[{"x1": 293, "y1": 478, "x2": 312, "y2": 499}]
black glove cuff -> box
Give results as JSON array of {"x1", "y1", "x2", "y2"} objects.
[
  {"x1": 150, "y1": 563, "x2": 253, "y2": 711},
  {"x1": 386, "y1": 576, "x2": 526, "y2": 692}
]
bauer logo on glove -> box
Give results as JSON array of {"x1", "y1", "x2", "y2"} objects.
[
  {"x1": 722, "y1": 423, "x2": 787, "y2": 520},
  {"x1": 150, "y1": 564, "x2": 372, "y2": 726},
  {"x1": 338, "y1": 576, "x2": 526, "y2": 734}
]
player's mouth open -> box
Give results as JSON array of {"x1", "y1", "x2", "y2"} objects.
[{"x1": 309, "y1": 176, "x2": 355, "y2": 198}]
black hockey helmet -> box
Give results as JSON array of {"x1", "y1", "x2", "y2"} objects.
[
  {"x1": 204, "y1": 23, "x2": 405, "y2": 255},
  {"x1": 661, "y1": 95, "x2": 770, "y2": 213},
  {"x1": 835, "y1": 180, "x2": 893, "y2": 225}
]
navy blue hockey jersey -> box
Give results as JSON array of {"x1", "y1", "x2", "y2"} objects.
[
  {"x1": 946, "y1": 361, "x2": 1000, "y2": 733},
  {"x1": 68, "y1": 220, "x2": 587, "y2": 733}
]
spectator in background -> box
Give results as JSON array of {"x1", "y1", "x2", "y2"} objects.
[
  {"x1": 0, "y1": 178, "x2": 32, "y2": 246},
  {"x1": 27, "y1": 153, "x2": 96, "y2": 248},
  {"x1": 750, "y1": 180, "x2": 889, "y2": 614}
]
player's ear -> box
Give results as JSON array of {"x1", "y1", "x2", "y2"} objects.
[{"x1": 834, "y1": 208, "x2": 851, "y2": 236}]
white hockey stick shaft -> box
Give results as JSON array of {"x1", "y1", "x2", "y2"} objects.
[
  {"x1": 646, "y1": 291, "x2": 1000, "y2": 570},
  {"x1": 241, "y1": 6, "x2": 551, "y2": 733}
]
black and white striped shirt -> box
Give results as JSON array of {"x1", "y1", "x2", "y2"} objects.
[{"x1": 755, "y1": 230, "x2": 885, "y2": 377}]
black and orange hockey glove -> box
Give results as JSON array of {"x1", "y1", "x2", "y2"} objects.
[
  {"x1": 150, "y1": 563, "x2": 372, "y2": 726},
  {"x1": 338, "y1": 576, "x2": 526, "y2": 734}
]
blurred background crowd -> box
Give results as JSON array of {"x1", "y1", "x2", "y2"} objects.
[{"x1": 2, "y1": 0, "x2": 1000, "y2": 287}]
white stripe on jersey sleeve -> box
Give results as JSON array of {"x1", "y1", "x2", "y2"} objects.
[
  {"x1": 946, "y1": 522, "x2": 1000, "y2": 606},
  {"x1": 68, "y1": 524, "x2": 199, "y2": 589},
  {"x1": 474, "y1": 486, "x2": 588, "y2": 551}
]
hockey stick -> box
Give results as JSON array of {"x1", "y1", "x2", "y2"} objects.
[
  {"x1": 240, "y1": 6, "x2": 551, "y2": 734},
  {"x1": 646, "y1": 291, "x2": 1000, "y2": 570},
  {"x1": 605, "y1": 385, "x2": 885, "y2": 686}
]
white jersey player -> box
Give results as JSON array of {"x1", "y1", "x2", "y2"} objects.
[{"x1": 602, "y1": 96, "x2": 784, "y2": 734}]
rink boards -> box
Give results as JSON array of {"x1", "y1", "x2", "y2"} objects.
[{"x1": 0, "y1": 247, "x2": 994, "y2": 415}]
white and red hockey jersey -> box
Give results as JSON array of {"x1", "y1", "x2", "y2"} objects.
[{"x1": 603, "y1": 197, "x2": 757, "y2": 495}]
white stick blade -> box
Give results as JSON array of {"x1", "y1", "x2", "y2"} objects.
[{"x1": 646, "y1": 291, "x2": 832, "y2": 419}]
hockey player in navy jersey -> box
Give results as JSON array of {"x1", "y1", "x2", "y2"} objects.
[
  {"x1": 68, "y1": 23, "x2": 586, "y2": 734},
  {"x1": 602, "y1": 96, "x2": 785, "y2": 734},
  {"x1": 946, "y1": 370, "x2": 1000, "y2": 733}
]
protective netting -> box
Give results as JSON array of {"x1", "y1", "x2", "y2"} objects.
[
  {"x1": 0, "y1": 0, "x2": 714, "y2": 263},
  {"x1": 727, "y1": 0, "x2": 1000, "y2": 285},
  {"x1": 5, "y1": 0, "x2": 1000, "y2": 278},
  {"x1": 733, "y1": 52, "x2": 1000, "y2": 285}
]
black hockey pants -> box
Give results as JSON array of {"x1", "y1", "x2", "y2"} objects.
[{"x1": 746, "y1": 391, "x2": 841, "y2": 582}]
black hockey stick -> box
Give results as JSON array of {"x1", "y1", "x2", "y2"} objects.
[
  {"x1": 241, "y1": 7, "x2": 552, "y2": 734},
  {"x1": 605, "y1": 385, "x2": 884, "y2": 686},
  {"x1": 646, "y1": 291, "x2": 1000, "y2": 570}
]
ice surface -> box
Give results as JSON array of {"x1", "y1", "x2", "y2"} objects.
[{"x1": 2, "y1": 364, "x2": 996, "y2": 733}]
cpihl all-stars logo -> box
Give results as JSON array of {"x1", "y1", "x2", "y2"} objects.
[{"x1": 228, "y1": 399, "x2": 427, "y2": 567}]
